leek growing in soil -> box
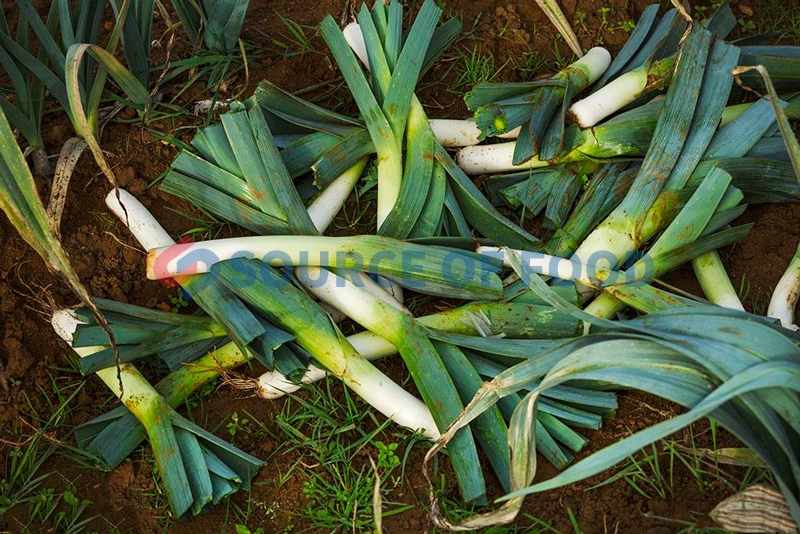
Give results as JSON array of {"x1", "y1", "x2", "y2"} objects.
[
  {"x1": 110, "y1": 0, "x2": 155, "y2": 86},
  {"x1": 0, "y1": 107, "x2": 112, "y2": 363},
  {"x1": 0, "y1": 4, "x2": 52, "y2": 175},
  {"x1": 170, "y1": 0, "x2": 250, "y2": 54},
  {"x1": 1, "y1": 0, "x2": 148, "y2": 139},
  {"x1": 0, "y1": 0, "x2": 153, "y2": 239}
]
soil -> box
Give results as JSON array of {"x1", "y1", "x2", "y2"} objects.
[{"x1": 0, "y1": 0, "x2": 797, "y2": 533}]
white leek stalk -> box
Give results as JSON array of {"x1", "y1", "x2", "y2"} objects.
[
  {"x1": 52, "y1": 309, "x2": 164, "y2": 419},
  {"x1": 768, "y1": 244, "x2": 800, "y2": 330},
  {"x1": 342, "y1": 22, "x2": 369, "y2": 66},
  {"x1": 306, "y1": 158, "x2": 367, "y2": 233},
  {"x1": 692, "y1": 251, "x2": 745, "y2": 311},
  {"x1": 258, "y1": 331, "x2": 395, "y2": 398},
  {"x1": 429, "y1": 119, "x2": 521, "y2": 147},
  {"x1": 456, "y1": 142, "x2": 550, "y2": 174},
  {"x1": 145, "y1": 235, "x2": 393, "y2": 280},
  {"x1": 303, "y1": 157, "x2": 403, "y2": 307},
  {"x1": 571, "y1": 47, "x2": 613, "y2": 84},
  {"x1": 569, "y1": 56, "x2": 675, "y2": 128}
]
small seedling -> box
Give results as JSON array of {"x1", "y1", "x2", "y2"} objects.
[
  {"x1": 738, "y1": 17, "x2": 756, "y2": 32},
  {"x1": 236, "y1": 525, "x2": 265, "y2": 534},
  {"x1": 516, "y1": 50, "x2": 549, "y2": 79},
  {"x1": 270, "y1": 12, "x2": 318, "y2": 58},
  {"x1": 574, "y1": 11, "x2": 588, "y2": 33},
  {"x1": 454, "y1": 46, "x2": 503, "y2": 88},
  {"x1": 597, "y1": 7, "x2": 612, "y2": 31},
  {"x1": 227, "y1": 412, "x2": 250, "y2": 438},
  {"x1": 28, "y1": 487, "x2": 57, "y2": 524},
  {"x1": 169, "y1": 289, "x2": 190, "y2": 313}
]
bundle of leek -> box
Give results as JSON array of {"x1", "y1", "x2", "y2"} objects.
[
  {"x1": 108, "y1": 184, "x2": 544, "y2": 504},
  {"x1": 161, "y1": 6, "x2": 540, "y2": 249},
  {"x1": 569, "y1": 1, "x2": 738, "y2": 127},
  {"x1": 566, "y1": 25, "x2": 726, "y2": 296},
  {"x1": 51, "y1": 309, "x2": 263, "y2": 518},
  {"x1": 337, "y1": 12, "x2": 541, "y2": 247},
  {"x1": 456, "y1": 95, "x2": 661, "y2": 175},
  {"x1": 104, "y1": 189, "x2": 316, "y2": 381},
  {"x1": 72, "y1": 292, "x2": 594, "y2": 475},
  {"x1": 456, "y1": 2, "x2": 733, "y2": 162},
  {"x1": 111, "y1": 184, "x2": 612, "y2": 502},
  {"x1": 492, "y1": 94, "x2": 795, "y2": 268},
  {"x1": 477, "y1": 24, "x2": 800, "y2": 321},
  {"x1": 274, "y1": 266, "x2": 621, "y2": 499},
  {"x1": 105, "y1": 188, "x2": 439, "y2": 439}
]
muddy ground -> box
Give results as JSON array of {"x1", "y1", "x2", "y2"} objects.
[{"x1": 0, "y1": 0, "x2": 798, "y2": 532}]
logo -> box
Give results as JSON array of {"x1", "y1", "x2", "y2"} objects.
[{"x1": 151, "y1": 235, "x2": 197, "y2": 287}]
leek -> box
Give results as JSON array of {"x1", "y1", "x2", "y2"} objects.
[
  {"x1": 569, "y1": 25, "x2": 713, "y2": 289},
  {"x1": 319, "y1": 2, "x2": 440, "y2": 228},
  {"x1": 569, "y1": 55, "x2": 674, "y2": 128},
  {"x1": 429, "y1": 119, "x2": 521, "y2": 147},
  {"x1": 300, "y1": 265, "x2": 491, "y2": 502},
  {"x1": 52, "y1": 310, "x2": 263, "y2": 518},
  {"x1": 768, "y1": 244, "x2": 800, "y2": 330},
  {"x1": 0, "y1": 3, "x2": 53, "y2": 174},
  {"x1": 213, "y1": 258, "x2": 440, "y2": 439},
  {"x1": 336, "y1": 14, "x2": 539, "y2": 247},
  {"x1": 425, "y1": 254, "x2": 800, "y2": 529},
  {"x1": 582, "y1": 167, "x2": 748, "y2": 319},
  {"x1": 145, "y1": 234, "x2": 503, "y2": 300},
  {"x1": 169, "y1": 0, "x2": 249, "y2": 54},
  {"x1": 456, "y1": 96, "x2": 664, "y2": 175},
  {"x1": 71, "y1": 295, "x2": 605, "y2": 476},
  {"x1": 466, "y1": 48, "x2": 611, "y2": 161},
  {"x1": 0, "y1": 105, "x2": 113, "y2": 370}
]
